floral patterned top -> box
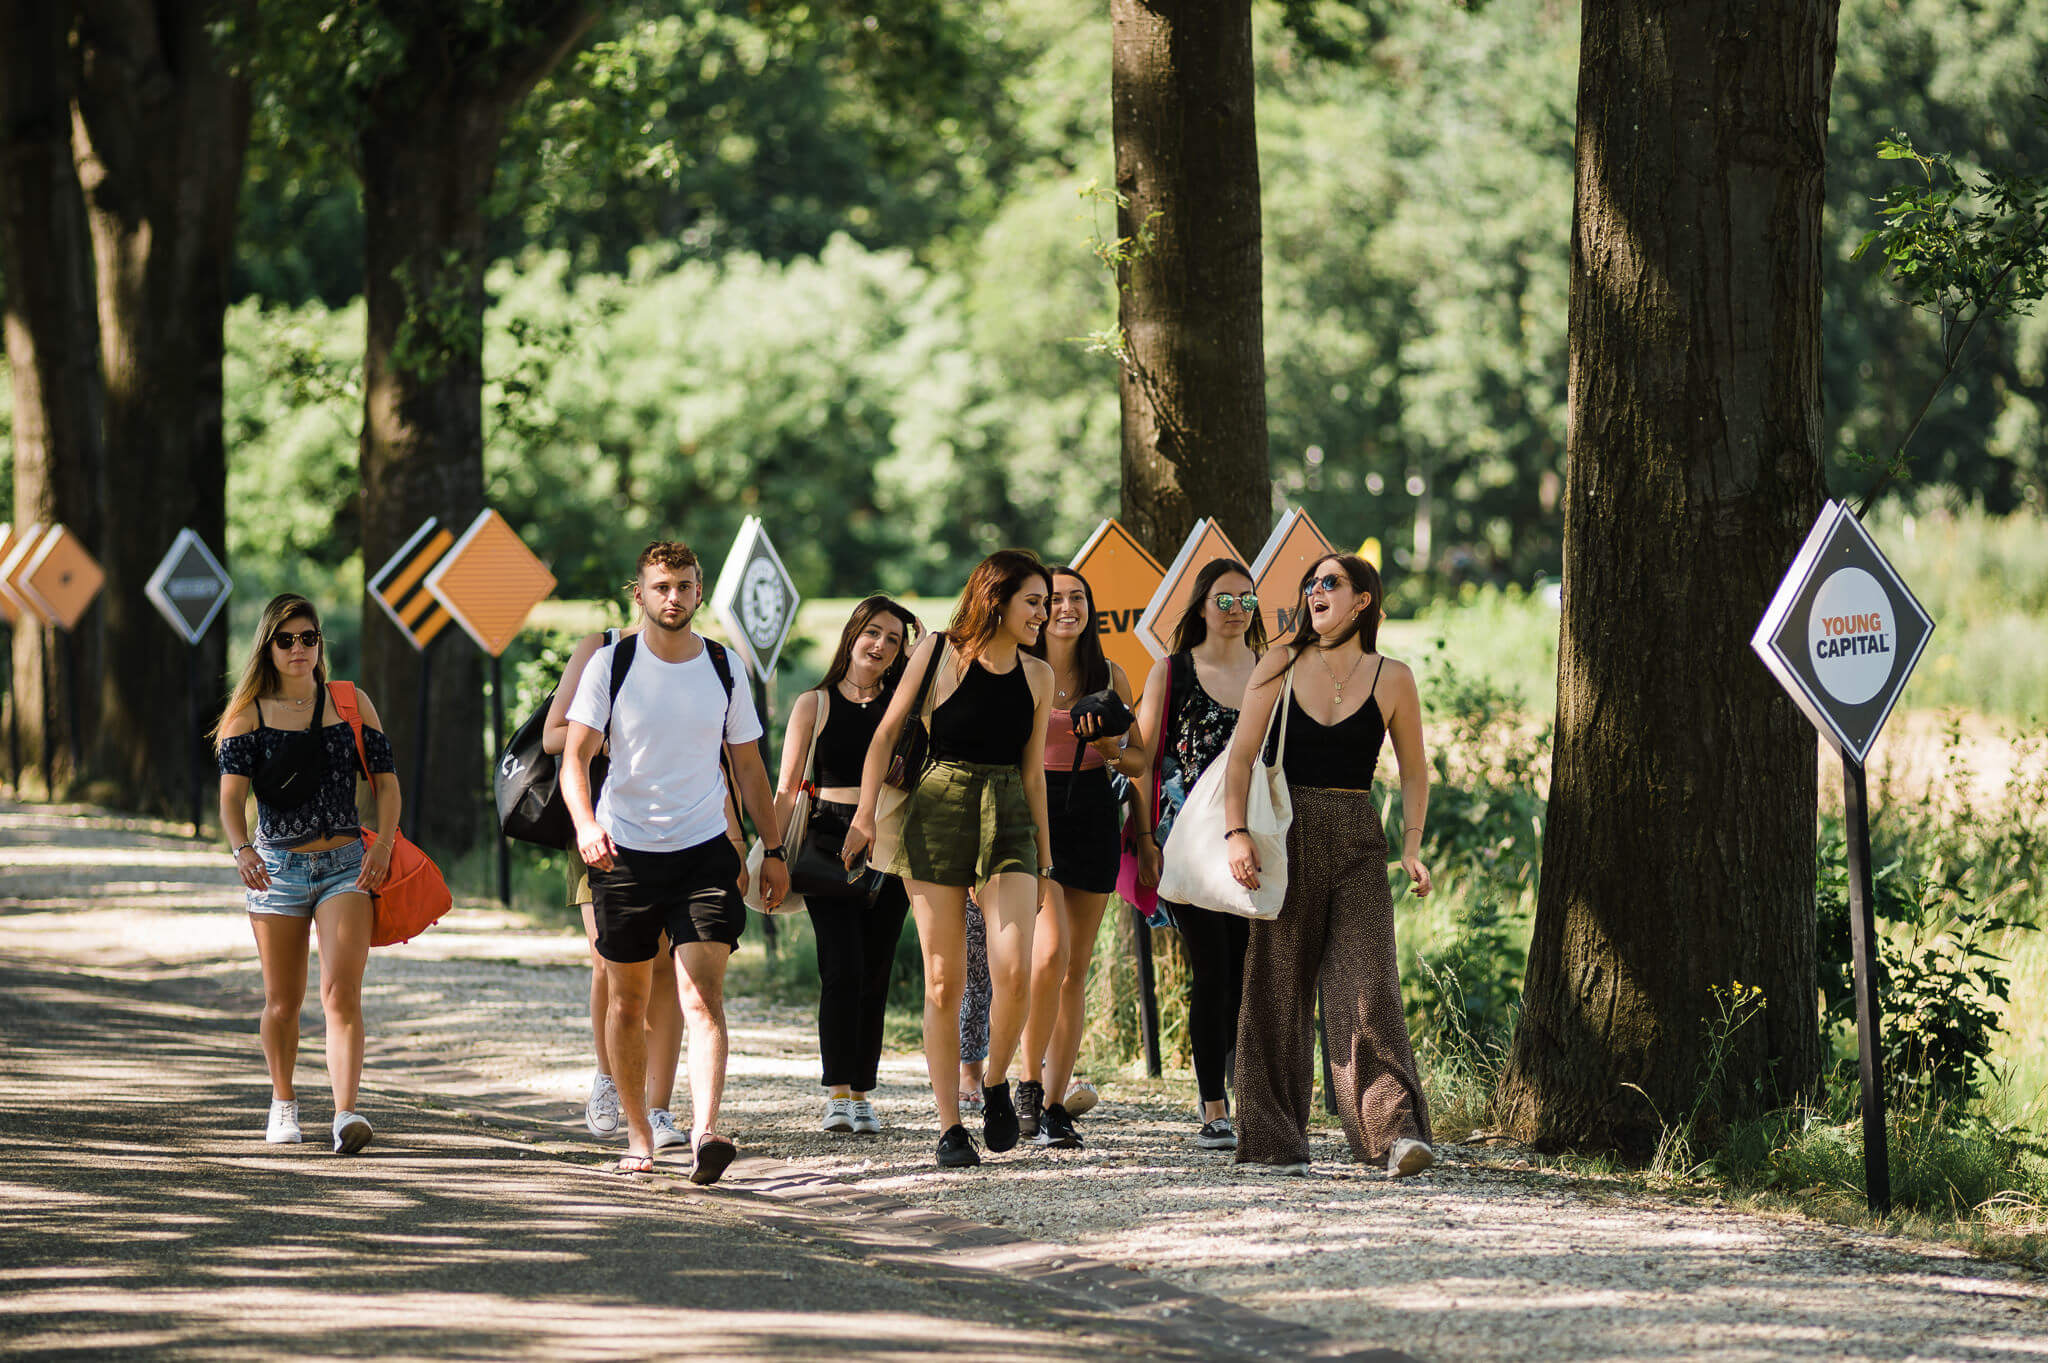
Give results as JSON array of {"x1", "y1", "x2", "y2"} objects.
[
  {"x1": 219, "y1": 697, "x2": 395, "y2": 849},
  {"x1": 1157, "y1": 653, "x2": 1239, "y2": 849}
]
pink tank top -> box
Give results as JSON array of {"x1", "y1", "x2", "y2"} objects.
[{"x1": 1043, "y1": 708, "x2": 1107, "y2": 772}]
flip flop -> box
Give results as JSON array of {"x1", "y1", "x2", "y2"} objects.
[
  {"x1": 612, "y1": 1153, "x2": 655, "y2": 1175},
  {"x1": 690, "y1": 1134, "x2": 736, "y2": 1186}
]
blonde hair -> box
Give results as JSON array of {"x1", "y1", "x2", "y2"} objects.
[{"x1": 213, "y1": 594, "x2": 327, "y2": 747}]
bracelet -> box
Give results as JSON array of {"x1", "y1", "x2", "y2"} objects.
[
  {"x1": 1403, "y1": 828, "x2": 1425, "y2": 843},
  {"x1": 1224, "y1": 827, "x2": 1251, "y2": 842},
  {"x1": 762, "y1": 845, "x2": 786, "y2": 861},
  {"x1": 231, "y1": 842, "x2": 254, "y2": 858}
]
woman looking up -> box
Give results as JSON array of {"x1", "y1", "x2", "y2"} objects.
[
  {"x1": 844, "y1": 550, "x2": 1055, "y2": 1169},
  {"x1": 1219, "y1": 555, "x2": 1435, "y2": 1177}
]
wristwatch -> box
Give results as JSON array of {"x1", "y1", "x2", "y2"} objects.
[{"x1": 762, "y1": 845, "x2": 786, "y2": 861}]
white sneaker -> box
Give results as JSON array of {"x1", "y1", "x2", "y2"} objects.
[
  {"x1": 820, "y1": 1096, "x2": 856, "y2": 1133},
  {"x1": 1388, "y1": 1138, "x2": 1435, "y2": 1177},
  {"x1": 585, "y1": 1073, "x2": 622, "y2": 1139},
  {"x1": 849, "y1": 1099, "x2": 880, "y2": 1135},
  {"x1": 332, "y1": 1110, "x2": 373, "y2": 1155},
  {"x1": 649, "y1": 1108, "x2": 690, "y2": 1151},
  {"x1": 265, "y1": 1099, "x2": 302, "y2": 1144}
]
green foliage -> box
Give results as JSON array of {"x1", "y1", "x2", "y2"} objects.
[{"x1": 1877, "y1": 500, "x2": 2048, "y2": 720}]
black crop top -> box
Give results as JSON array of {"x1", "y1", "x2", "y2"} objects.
[
  {"x1": 812, "y1": 684, "x2": 889, "y2": 787},
  {"x1": 219, "y1": 695, "x2": 396, "y2": 848},
  {"x1": 929, "y1": 656, "x2": 1034, "y2": 766},
  {"x1": 1279, "y1": 660, "x2": 1387, "y2": 790}
]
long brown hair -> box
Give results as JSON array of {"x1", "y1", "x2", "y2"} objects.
[
  {"x1": 817, "y1": 595, "x2": 923, "y2": 694},
  {"x1": 1281, "y1": 554, "x2": 1382, "y2": 670},
  {"x1": 1170, "y1": 557, "x2": 1268, "y2": 656},
  {"x1": 1027, "y1": 565, "x2": 1111, "y2": 695},
  {"x1": 946, "y1": 549, "x2": 1052, "y2": 668},
  {"x1": 214, "y1": 594, "x2": 327, "y2": 746}
]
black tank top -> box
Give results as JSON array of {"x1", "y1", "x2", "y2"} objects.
[
  {"x1": 812, "y1": 685, "x2": 888, "y2": 787},
  {"x1": 1280, "y1": 658, "x2": 1387, "y2": 789},
  {"x1": 929, "y1": 655, "x2": 1034, "y2": 765}
]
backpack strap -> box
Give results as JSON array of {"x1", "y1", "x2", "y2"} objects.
[
  {"x1": 700, "y1": 639, "x2": 752, "y2": 842},
  {"x1": 604, "y1": 635, "x2": 637, "y2": 745},
  {"x1": 328, "y1": 681, "x2": 371, "y2": 780}
]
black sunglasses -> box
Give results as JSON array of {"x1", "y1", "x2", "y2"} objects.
[
  {"x1": 1212, "y1": 592, "x2": 1259, "y2": 613},
  {"x1": 271, "y1": 629, "x2": 323, "y2": 650},
  {"x1": 1304, "y1": 573, "x2": 1346, "y2": 594}
]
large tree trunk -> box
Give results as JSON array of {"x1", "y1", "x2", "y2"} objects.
[
  {"x1": 1110, "y1": 0, "x2": 1270, "y2": 561},
  {"x1": 356, "y1": 7, "x2": 598, "y2": 856},
  {"x1": 0, "y1": 0, "x2": 106, "y2": 800},
  {"x1": 1497, "y1": 0, "x2": 1838, "y2": 1153},
  {"x1": 70, "y1": 0, "x2": 248, "y2": 815}
]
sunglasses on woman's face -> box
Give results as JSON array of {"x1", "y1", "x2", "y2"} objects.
[
  {"x1": 1305, "y1": 574, "x2": 1346, "y2": 594},
  {"x1": 1212, "y1": 592, "x2": 1258, "y2": 614},
  {"x1": 271, "y1": 630, "x2": 322, "y2": 650}
]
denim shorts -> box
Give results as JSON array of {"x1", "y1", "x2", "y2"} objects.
[{"x1": 247, "y1": 840, "x2": 367, "y2": 917}]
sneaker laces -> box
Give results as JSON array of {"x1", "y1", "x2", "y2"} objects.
[{"x1": 591, "y1": 1079, "x2": 622, "y2": 1124}]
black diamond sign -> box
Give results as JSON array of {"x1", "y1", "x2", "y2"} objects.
[
  {"x1": 145, "y1": 529, "x2": 234, "y2": 645},
  {"x1": 710, "y1": 515, "x2": 801, "y2": 681},
  {"x1": 1751, "y1": 501, "x2": 1934, "y2": 765}
]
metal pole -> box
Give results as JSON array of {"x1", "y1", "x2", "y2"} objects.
[
  {"x1": 188, "y1": 647, "x2": 204, "y2": 836},
  {"x1": 1131, "y1": 903, "x2": 1162, "y2": 1077},
  {"x1": 4, "y1": 623, "x2": 16, "y2": 789},
  {"x1": 62, "y1": 627, "x2": 81, "y2": 778},
  {"x1": 751, "y1": 668, "x2": 776, "y2": 960},
  {"x1": 1842, "y1": 754, "x2": 1892, "y2": 1216},
  {"x1": 410, "y1": 642, "x2": 434, "y2": 839},
  {"x1": 40, "y1": 624, "x2": 56, "y2": 797},
  {"x1": 491, "y1": 653, "x2": 511, "y2": 907}
]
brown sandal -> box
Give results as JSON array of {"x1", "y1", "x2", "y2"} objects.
[
  {"x1": 612, "y1": 1153, "x2": 655, "y2": 1175},
  {"x1": 689, "y1": 1134, "x2": 736, "y2": 1186}
]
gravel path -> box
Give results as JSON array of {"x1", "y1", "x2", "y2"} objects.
[{"x1": 3, "y1": 799, "x2": 2043, "y2": 1362}]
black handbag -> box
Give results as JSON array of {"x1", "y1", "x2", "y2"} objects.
[
  {"x1": 1061, "y1": 685, "x2": 1136, "y2": 806},
  {"x1": 789, "y1": 798, "x2": 879, "y2": 902},
  {"x1": 252, "y1": 719, "x2": 328, "y2": 810},
  {"x1": 883, "y1": 642, "x2": 944, "y2": 792}
]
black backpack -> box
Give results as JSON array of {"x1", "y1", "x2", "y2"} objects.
[{"x1": 496, "y1": 632, "x2": 738, "y2": 848}]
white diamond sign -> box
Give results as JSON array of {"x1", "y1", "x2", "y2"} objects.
[
  {"x1": 145, "y1": 529, "x2": 234, "y2": 645},
  {"x1": 710, "y1": 516, "x2": 801, "y2": 681},
  {"x1": 1751, "y1": 500, "x2": 1934, "y2": 765}
]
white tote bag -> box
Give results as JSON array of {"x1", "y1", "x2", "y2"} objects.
[
  {"x1": 745, "y1": 691, "x2": 824, "y2": 915},
  {"x1": 1156, "y1": 673, "x2": 1294, "y2": 919}
]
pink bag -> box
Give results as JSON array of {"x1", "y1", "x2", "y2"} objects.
[{"x1": 1116, "y1": 657, "x2": 1172, "y2": 925}]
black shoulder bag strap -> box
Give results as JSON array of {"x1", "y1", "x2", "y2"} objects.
[{"x1": 702, "y1": 639, "x2": 752, "y2": 843}]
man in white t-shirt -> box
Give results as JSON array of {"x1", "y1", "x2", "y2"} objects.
[{"x1": 562, "y1": 541, "x2": 789, "y2": 1184}]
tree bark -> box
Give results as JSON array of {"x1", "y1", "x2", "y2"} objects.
[
  {"x1": 1110, "y1": 0, "x2": 1270, "y2": 561},
  {"x1": 1497, "y1": 0, "x2": 1838, "y2": 1153},
  {"x1": 70, "y1": 0, "x2": 248, "y2": 814},
  {"x1": 356, "y1": 4, "x2": 599, "y2": 855},
  {"x1": 0, "y1": 0, "x2": 106, "y2": 799}
]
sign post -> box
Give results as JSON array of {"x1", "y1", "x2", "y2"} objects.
[
  {"x1": 16, "y1": 525, "x2": 105, "y2": 783},
  {"x1": 0, "y1": 524, "x2": 34, "y2": 787},
  {"x1": 146, "y1": 530, "x2": 234, "y2": 836},
  {"x1": 1252, "y1": 508, "x2": 1338, "y2": 643},
  {"x1": 424, "y1": 509, "x2": 558, "y2": 908},
  {"x1": 1751, "y1": 499, "x2": 1935, "y2": 1217},
  {"x1": 711, "y1": 518, "x2": 801, "y2": 956},
  {"x1": 370, "y1": 519, "x2": 459, "y2": 836},
  {"x1": 1067, "y1": 520, "x2": 1165, "y2": 694}
]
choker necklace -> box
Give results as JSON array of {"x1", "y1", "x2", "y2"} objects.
[
  {"x1": 276, "y1": 694, "x2": 314, "y2": 709},
  {"x1": 842, "y1": 679, "x2": 882, "y2": 706}
]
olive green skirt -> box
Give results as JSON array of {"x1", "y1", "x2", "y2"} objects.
[{"x1": 887, "y1": 759, "x2": 1040, "y2": 887}]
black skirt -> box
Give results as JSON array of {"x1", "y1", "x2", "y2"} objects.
[{"x1": 1044, "y1": 766, "x2": 1121, "y2": 894}]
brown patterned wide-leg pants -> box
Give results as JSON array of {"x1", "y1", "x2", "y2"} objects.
[{"x1": 1234, "y1": 785, "x2": 1431, "y2": 1167}]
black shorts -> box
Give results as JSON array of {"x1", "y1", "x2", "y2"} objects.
[
  {"x1": 1045, "y1": 767, "x2": 1121, "y2": 894},
  {"x1": 590, "y1": 837, "x2": 747, "y2": 962}
]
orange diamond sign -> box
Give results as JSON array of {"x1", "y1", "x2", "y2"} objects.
[
  {"x1": 1134, "y1": 519, "x2": 1249, "y2": 664},
  {"x1": 1251, "y1": 508, "x2": 1338, "y2": 644},
  {"x1": 1067, "y1": 519, "x2": 1164, "y2": 693},
  {"x1": 18, "y1": 524, "x2": 104, "y2": 630},
  {"x1": 424, "y1": 510, "x2": 557, "y2": 658}
]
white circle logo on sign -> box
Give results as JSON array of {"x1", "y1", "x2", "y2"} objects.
[
  {"x1": 1807, "y1": 567, "x2": 1897, "y2": 706},
  {"x1": 741, "y1": 558, "x2": 785, "y2": 647}
]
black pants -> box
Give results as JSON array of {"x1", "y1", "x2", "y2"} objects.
[
  {"x1": 808, "y1": 874, "x2": 910, "y2": 1091},
  {"x1": 1170, "y1": 899, "x2": 1249, "y2": 1105}
]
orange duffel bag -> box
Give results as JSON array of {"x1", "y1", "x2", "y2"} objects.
[{"x1": 330, "y1": 682, "x2": 454, "y2": 947}]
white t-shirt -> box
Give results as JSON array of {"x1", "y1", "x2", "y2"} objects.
[{"x1": 565, "y1": 635, "x2": 763, "y2": 853}]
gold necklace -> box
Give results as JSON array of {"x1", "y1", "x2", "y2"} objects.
[{"x1": 1318, "y1": 648, "x2": 1367, "y2": 708}]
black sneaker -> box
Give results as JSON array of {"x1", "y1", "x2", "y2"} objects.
[
  {"x1": 1035, "y1": 1102, "x2": 1081, "y2": 1149},
  {"x1": 937, "y1": 1123, "x2": 981, "y2": 1169},
  {"x1": 1015, "y1": 1080, "x2": 1045, "y2": 1140},
  {"x1": 1195, "y1": 1116, "x2": 1237, "y2": 1150},
  {"x1": 981, "y1": 1080, "x2": 1019, "y2": 1153}
]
